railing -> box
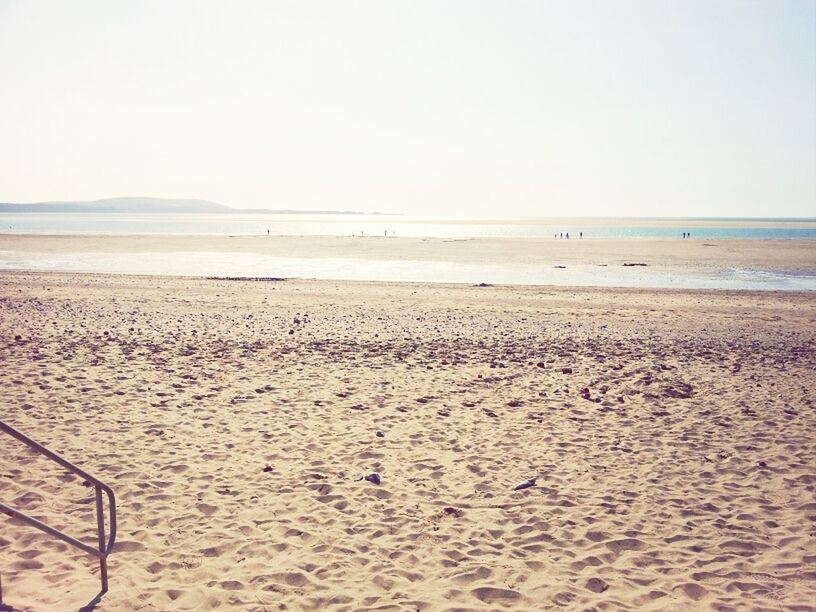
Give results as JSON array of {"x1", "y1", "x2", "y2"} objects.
[{"x1": 0, "y1": 420, "x2": 117, "y2": 600}]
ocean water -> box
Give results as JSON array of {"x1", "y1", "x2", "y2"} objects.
[
  {"x1": 1, "y1": 250, "x2": 815, "y2": 291},
  {"x1": 2, "y1": 213, "x2": 816, "y2": 239}
]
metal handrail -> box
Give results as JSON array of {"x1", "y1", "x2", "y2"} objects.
[{"x1": 0, "y1": 420, "x2": 117, "y2": 596}]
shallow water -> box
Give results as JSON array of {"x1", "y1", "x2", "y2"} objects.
[
  {"x1": 2, "y1": 250, "x2": 814, "y2": 291},
  {"x1": 2, "y1": 213, "x2": 816, "y2": 239}
]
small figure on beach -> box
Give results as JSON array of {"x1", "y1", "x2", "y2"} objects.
[
  {"x1": 682, "y1": 232, "x2": 686, "y2": 239},
  {"x1": 560, "y1": 232, "x2": 563, "y2": 239},
  {"x1": 566, "y1": 232, "x2": 569, "y2": 239},
  {"x1": 580, "y1": 232, "x2": 583, "y2": 239},
  {"x1": 267, "y1": 229, "x2": 270, "y2": 235}
]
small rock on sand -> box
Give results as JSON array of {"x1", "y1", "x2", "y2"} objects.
[{"x1": 364, "y1": 473, "x2": 381, "y2": 485}]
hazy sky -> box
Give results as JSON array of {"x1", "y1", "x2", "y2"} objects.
[{"x1": 1, "y1": 1, "x2": 814, "y2": 217}]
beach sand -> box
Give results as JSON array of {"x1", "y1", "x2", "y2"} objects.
[{"x1": 1, "y1": 271, "x2": 815, "y2": 610}]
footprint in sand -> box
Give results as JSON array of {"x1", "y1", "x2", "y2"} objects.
[{"x1": 471, "y1": 586, "x2": 522, "y2": 604}]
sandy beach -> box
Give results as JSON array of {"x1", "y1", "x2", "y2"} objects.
[
  {"x1": 3, "y1": 0, "x2": 814, "y2": 608},
  {"x1": 1, "y1": 270, "x2": 815, "y2": 610}
]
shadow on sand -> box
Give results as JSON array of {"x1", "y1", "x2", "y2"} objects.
[{"x1": 1, "y1": 587, "x2": 107, "y2": 612}]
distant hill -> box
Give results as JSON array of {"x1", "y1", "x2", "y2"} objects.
[
  {"x1": 0, "y1": 197, "x2": 230, "y2": 213},
  {"x1": 0, "y1": 197, "x2": 386, "y2": 215}
]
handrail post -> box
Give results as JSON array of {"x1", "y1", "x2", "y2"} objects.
[
  {"x1": 0, "y1": 571, "x2": 11, "y2": 612},
  {"x1": 95, "y1": 485, "x2": 108, "y2": 593},
  {"x1": 0, "y1": 420, "x2": 116, "y2": 602}
]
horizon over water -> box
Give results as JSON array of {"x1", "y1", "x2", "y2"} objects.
[{"x1": 1, "y1": 213, "x2": 816, "y2": 239}]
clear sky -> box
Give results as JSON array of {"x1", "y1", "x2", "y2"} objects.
[{"x1": 0, "y1": 0, "x2": 814, "y2": 217}]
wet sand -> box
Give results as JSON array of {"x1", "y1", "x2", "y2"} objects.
[
  {"x1": 1, "y1": 233, "x2": 815, "y2": 273},
  {"x1": 1, "y1": 271, "x2": 815, "y2": 610}
]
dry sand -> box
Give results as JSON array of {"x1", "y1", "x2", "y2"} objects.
[{"x1": 1, "y1": 271, "x2": 815, "y2": 611}]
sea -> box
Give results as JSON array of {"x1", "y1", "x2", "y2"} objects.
[
  {"x1": 1, "y1": 213, "x2": 815, "y2": 291},
  {"x1": 2, "y1": 213, "x2": 816, "y2": 239}
]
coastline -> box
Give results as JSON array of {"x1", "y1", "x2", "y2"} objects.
[
  {"x1": 3, "y1": 234, "x2": 815, "y2": 268},
  {"x1": 2, "y1": 214, "x2": 816, "y2": 230},
  {"x1": 1, "y1": 234, "x2": 815, "y2": 291}
]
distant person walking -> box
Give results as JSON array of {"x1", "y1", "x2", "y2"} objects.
[
  {"x1": 579, "y1": 232, "x2": 583, "y2": 239},
  {"x1": 566, "y1": 232, "x2": 569, "y2": 239}
]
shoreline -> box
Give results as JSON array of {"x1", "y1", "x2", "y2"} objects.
[
  {"x1": 2, "y1": 215, "x2": 816, "y2": 229},
  {"x1": 1, "y1": 267, "x2": 815, "y2": 297},
  {"x1": 2, "y1": 233, "x2": 815, "y2": 267},
  {"x1": 1, "y1": 234, "x2": 815, "y2": 291}
]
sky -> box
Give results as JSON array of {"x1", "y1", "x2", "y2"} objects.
[{"x1": 0, "y1": 1, "x2": 814, "y2": 218}]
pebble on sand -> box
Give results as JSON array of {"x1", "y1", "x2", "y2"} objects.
[{"x1": 364, "y1": 472, "x2": 381, "y2": 485}]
